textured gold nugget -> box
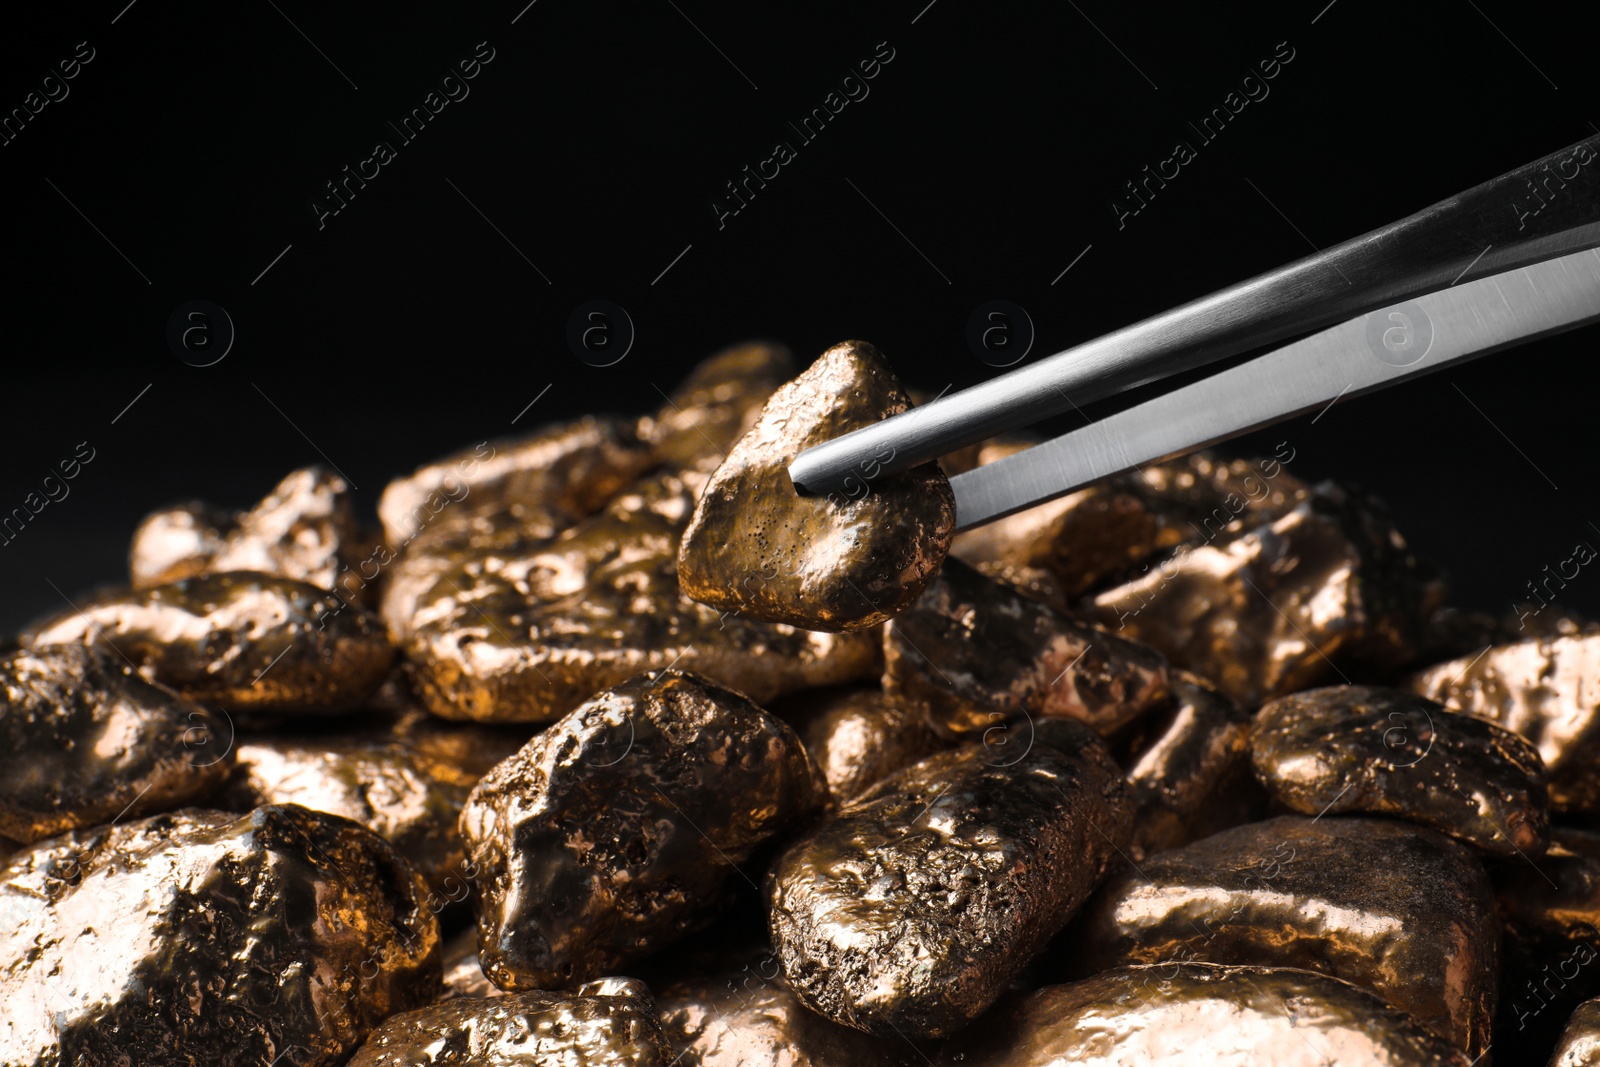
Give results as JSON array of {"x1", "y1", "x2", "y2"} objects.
[
  {"x1": 0, "y1": 644, "x2": 232, "y2": 842},
  {"x1": 678, "y1": 340, "x2": 956, "y2": 632},
  {"x1": 130, "y1": 466, "x2": 367, "y2": 599},
  {"x1": 1250, "y1": 685, "x2": 1549, "y2": 857},
  {"x1": 884, "y1": 558, "x2": 1170, "y2": 736},
  {"x1": 347, "y1": 982, "x2": 672, "y2": 1066},
  {"x1": 225, "y1": 708, "x2": 526, "y2": 891},
  {"x1": 938, "y1": 963, "x2": 1471, "y2": 1067},
  {"x1": 25, "y1": 572, "x2": 394, "y2": 712},
  {"x1": 1086, "y1": 483, "x2": 1432, "y2": 707},
  {"x1": 656, "y1": 950, "x2": 926, "y2": 1067},
  {"x1": 0, "y1": 804, "x2": 440, "y2": 1067},
  {"x1": 1073, "y1": 814, "x2": 1498, "y2": 1056},
  {"x1": 768, "y1": 721, "x2": 1133, "y2": 1038},
  {"x1": 406, "y1": 471, "x2": 877, "y2": 723},
  {"x1": 461, "y1": 669, "x2": 821, "y2": 989},
  {"x1": 1411, "y1": 631, "x2": 1600, "y2": 813}
]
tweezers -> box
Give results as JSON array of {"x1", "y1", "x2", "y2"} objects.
[{"x1": 788, "y1": 136, "x2": 1600, "y2": 530}]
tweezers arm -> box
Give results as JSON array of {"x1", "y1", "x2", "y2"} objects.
[{"x1": 789, "y1": 135, "x2": 1600, "y2": 494}]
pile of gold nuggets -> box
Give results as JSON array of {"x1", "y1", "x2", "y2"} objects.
[{"x1": 5, "y1": 340, "x2": 1600, "y2": 1066}]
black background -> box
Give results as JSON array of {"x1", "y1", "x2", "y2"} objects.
[{"x1": 2, "y1": 0, "x2": 1596, "y2": 632}]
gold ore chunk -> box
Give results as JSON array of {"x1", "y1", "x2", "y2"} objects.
[
  {"x1": 678, "y1": 340, "x2": 956, "y2": 632},
  {"x1": 0, "y1": 804, "x2": 440, "y2": 1067}
]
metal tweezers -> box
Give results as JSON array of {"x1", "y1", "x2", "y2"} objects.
[{"x1": 788, "y1": 136, "x2": 1600, "y2": 530}]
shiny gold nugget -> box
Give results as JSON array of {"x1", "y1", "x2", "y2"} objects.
[
  {"x1": 461, "y1": 669, "x2": 821, "y2": 989},
  {"x1": 405, "y1": 471, "x2": 878, "y2": 723},
  {"x1": 348, "y1": 981, "x2": 671, "y2": 1066},
  {"x1": 1250, "y1": 685, "x2": 1549, "y2": 857},
  {"x1": 131, "y1": 466, "x2": 366, "y2": 600},
  {"x1": 884, "y1": 558, "x2": 1170, "y2": 737},
  {"x1": 639, "y1": 340, "x2": 793, "y2": 472},
  {"x1": 25, "y1": 572, "x2": 394, "y2": 713},
  {"x1": 1086, "y1": 482, "x2": 1432, "y2": 707},
  {"x1": 679, "y1": 340, "x2": 956, "y2": 632},
  {"x1": 0, "y1": 644, "x2": 232, "y2": 842},
  {"x1": 938, "y1": 963, "x2": 1471, "y2": 1067},
  {"x1": 1073, "y1": 814, "x2": 1498, "y2": 1056},
  {"x1": 768, "y1": 721, "x2": 1132, "y2": 1038},
  {"x1": 0, "y1": 804, "x2": 440, "y2": 1067},
  {"x1": 225, "y1": 709, "x2": 526, "y2": 891},
  {"x1": 1411, "y1": 631, "x2": 1600, "y2": 813},
  {"x1": 772, "y1": 685, "x2": 947, "y2": 804}
]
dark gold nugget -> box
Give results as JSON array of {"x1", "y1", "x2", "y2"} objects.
[
  {"x1": 0, "y1": 804, "x2": 440, "y2": 1067},
  {"x1": 884, "y1": 557, "x2": 1170, "y2": 737},
  {"x1": 460, "y1": 669, "x2": 821, "y2": 988},
  {"x1": 348, "y1": 981, "x2": 672, "y2": 1066},
  {"x1": 406, "y1": 472, "x2": 878, "y2": 723},
  {"x1": 679, "y1": 340, "x2": 956, "y2": 632},
  {"x1": 1250, "y1": 685, "x2": 1549, "y2": 857},
  {"x1": 938, "y1": 963, "x2": 1471, "y2": 1067},
  {"x1": 1074, "y1": 815, "x2": 1498, "y2": 1056},
  {"x1": 768, "y1": 721, "x2": 1133, "y2": 1038},
  {"x1": 225, "y1": 710, "x2": 525, "y2": 891},
  {"x1": 130, "y1": 466, "x2": 366, "y2": 598},
  {"x1": 0, "y1": 644, "x2": 232, "y2": 842},
  {"x1": 25, "y1": 572, "x2": 394, "y2": 713},
  {"x1": 1086, "y1": 483, "x2": 1431, "y2": 707},
  {"x1": 1411, "y1": 631, "x2": 1600, "y2": 813}
]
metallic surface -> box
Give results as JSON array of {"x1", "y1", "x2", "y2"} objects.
[
  {"x1": 937, "y1": 963, "x2": 1471, "y2": 1067},
  {"x1": 678, "y1": 340, "x2": 956, "y2": 632},
  {"x1": 0, "y1": 804, "x2": 441, "y2": 1067},
  {"x1": 1492, "y1": 828, "x2": 1600, "y2": 1064},
  {"x1": 772, "y1": 685, "x2": 947, "y2": 804},
  {"x1": 378, "y1": 415, "x2": 653, "y2": 547},
  {"x1": 1251, "y1": 685, "x2": 1549, "y2": 857},
  {"x1": 1073, "y1": 814, "x2": 1499, "y2": 1056},
  {"x1": 405, "y1": 471, "x2": 878, "y2": 723},
  {"x1": 24, "y1": 571, "x2": 396, "y2": 713},
  {"x1": 378, "y1": 415, "x2": 657, "y2": 643},
  {"x1": 767, "y1": 724, "x2": 1133, "y2": 1038},
  {"x1": 1411, "y1": 631, "x2": 1600, "y2": 813},
  {"x1": 1085, "y1": 483, "x2": 1431, "y2": 708},
  {"x1": 790, "y1": 136, "x2": 1600, "y2": 497},
  {"x1": 0, "y1": 644, "x2": 233, "y2": 842},
  {"x1": 884, "y1": 558, "x2": 1170, "y2": 736},
  {"x1": 1115, "y1": 670, "x2": 1262, "y2": 861},
  {"x1": 347, "y1": 983, "x2": 672, "y2": 1066},
  {"x1": 952, "y1": 452, "x2": 1307, "y2": 599},
  {"x1": 439, "y1": 927, "x2": 503, "y2": 1000},
  {"x1": 640, "y1": 340, "x2": 793, "y2": 472},
  {"x1": 947, "y1": 244, "x2": 1600, "y2": 528},
  {"x1": 225, "y1": 709, "x2": 526, "y2": 891},
  {"x1": 656, "y1": 951, "x2": 924, "y2": 1067},
  {"x1": 132, "y1": 466, "x2": 365, "y2": 599},
  {"x1": 1552, "y1": 997, "x2": 1600, "y2": 1067},
  {"x1": 460, "y1": 669, "x2": 821, "y2": 989}
]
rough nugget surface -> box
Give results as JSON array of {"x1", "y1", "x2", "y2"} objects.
[
  {"x1": 678, "y1": 340, "x2": 956, "y2": 632},
  {"x1": 1250, "y1": 685, "x2": 1549, "y2": 857},
  {"x1": 0, "y1": 804, "x2": 440, "y2": 1067},
  {"x1": 768, "y1": 722, "x2": 1132, "y2": 1038},
  {"x1": 24, "y1": 572, "x2": 395, "y2": 713},
  {"x1": 0, "y1": 644, "x2": 233, "y2": 842},
  {"x1": 1074, "y1": 814, "x2": 1499, "y2": 1056},
  {"x1": 937, "y1": 963, "x2": 1471, "y2": 1067},
  {"x1": 347, "y1": 982, "x2": 672, "y2": 1066},
  {"x1": 461, "y1": 669, "x2": 822, "y2": 989},
  {"x1": 406, "y1": 472, "x2": 878, "y2": 723}
]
